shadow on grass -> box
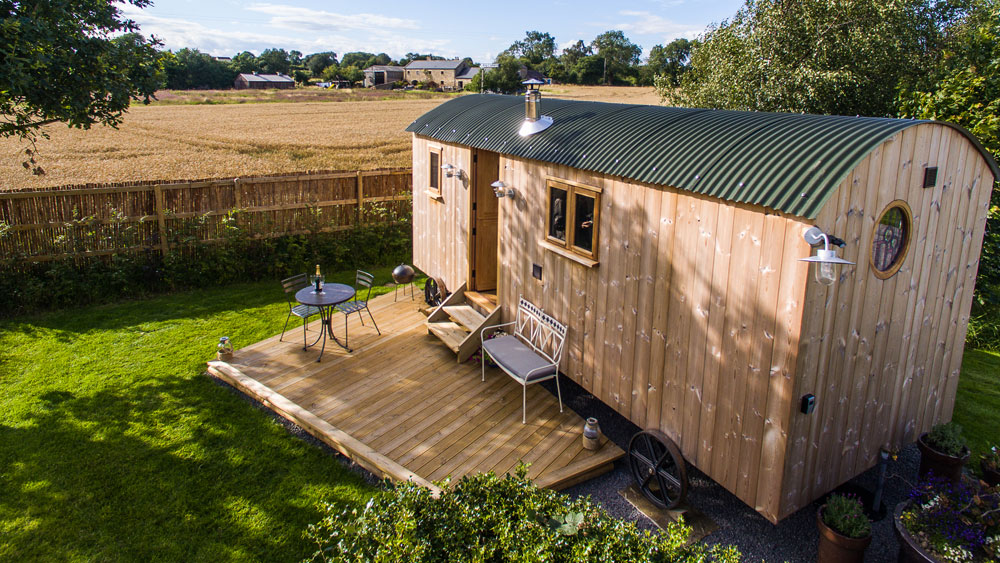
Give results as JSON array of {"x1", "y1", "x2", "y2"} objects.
[{"x1": 0, "y1": 372, "x2": 371, "y2": 562}]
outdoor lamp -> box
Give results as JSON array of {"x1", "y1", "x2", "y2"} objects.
[
  {"x1": 491, "y1": 180, "x2": 514, "y2": 198},
  {"x1": 441, "y1": 163, "x2": 456, "y2": 178},
  {"x1": 799, "y1": 226, "x2": 854, "y2": 286}
]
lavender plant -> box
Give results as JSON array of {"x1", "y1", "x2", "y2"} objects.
[
  {"x1": 823, "y1": 493, "x2": 871, "y2": 538},
  {"x1": 901, "y1": 475, "x2": 1000, "y2": 562}
]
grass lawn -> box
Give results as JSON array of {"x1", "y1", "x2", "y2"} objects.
[
  {"x1": 0, "y1": 267, "x2": 414, "y2": 562},
  {"x1": 952, "y1": 348, "x2": 1000, "y2": 461}
]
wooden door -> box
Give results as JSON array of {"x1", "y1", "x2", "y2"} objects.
[{"x1": 471, "y1": 150, "x2": 500, "y2": 291}]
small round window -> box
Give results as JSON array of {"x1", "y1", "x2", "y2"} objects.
[{"x1": 870, "y1": 200, "x2": 912, "y2": 279}]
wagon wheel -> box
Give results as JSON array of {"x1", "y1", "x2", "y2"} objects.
[
  {"x1": 424, "y1": 277, "x2": 443, "y2": 307},
  {"x1": 628, "y1": 429, "x2": 688, "y2": 510}
]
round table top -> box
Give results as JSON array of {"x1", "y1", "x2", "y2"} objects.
[{"x1": 295, "y1": 283, "x2": 355, "y2": 307}]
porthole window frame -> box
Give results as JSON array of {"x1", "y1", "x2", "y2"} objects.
[{"x1": 869, "y1": 199, "x2": 913, "y2": 280}]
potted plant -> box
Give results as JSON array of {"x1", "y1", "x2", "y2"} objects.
[
  {"x1": 895, "y1": 475, "x2": 1000, "y2": 562},
  {"x1": 983, "y1": 445, "x2": 1000, "y2": 487},
  {"x1": 917, "y1": 422, "x2": 970, "y2": 483},
  {"x1": 817, "y1": 493, "x2": 872, "y2": 563}
]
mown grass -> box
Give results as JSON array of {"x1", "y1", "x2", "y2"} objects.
[
  {"x1": 952, "y1": 349, "x2": 1000, "y2": 461},
  {"x1": 0, "y1": 267, "x2": 413, "y2": 562}
]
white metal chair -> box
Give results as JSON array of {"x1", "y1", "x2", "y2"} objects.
[
  {"x1": 480, "y1": 297, "x2": 567, "y2": 423},
  {"x1": 334, "y1": 270, "x2": 380, "y2": 347},
  {"x1": 280, "y1": 273, "x2": 320, "y2": 344}
]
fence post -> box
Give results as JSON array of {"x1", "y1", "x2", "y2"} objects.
[
  {"x1": 153, "y1": 183, "x2": 169, "y2": 255},
  {"x1": 356, "y1": 171, "x2": 364, "y2": 226}
]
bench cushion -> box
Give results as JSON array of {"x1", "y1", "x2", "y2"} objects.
[{"x1": 482, "y1": 335, "x2": 557, "y2": 382}]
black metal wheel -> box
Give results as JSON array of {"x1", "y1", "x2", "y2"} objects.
[
  {"x1": 627, "y1": 429, "x2": 688, "y2": 509},
  {"x1": 424, "y1": 277, "x2": 443, "y2": 307}
]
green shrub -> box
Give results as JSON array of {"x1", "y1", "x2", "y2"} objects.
[
  {"x1": 822, "y1": 493, "x2": 871, "y2": 538},
  {"x1": 304, "y1": 467, "x2": 741, "y2": 563},
  {"x1": 925, "y1": 422, "x2": 968, "y2": 457}
]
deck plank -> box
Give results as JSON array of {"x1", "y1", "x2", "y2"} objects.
[{"x1": 209, "y1": 293, "x2": 624, "y2": 491}]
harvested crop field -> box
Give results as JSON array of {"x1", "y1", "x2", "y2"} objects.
[{"x1": 0, "y1": 86, "x2": 661, "y2": 190}]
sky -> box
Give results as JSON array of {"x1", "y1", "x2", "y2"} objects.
[{"x1": 124, "y1": 0, "x2": 747, "y2": 63}]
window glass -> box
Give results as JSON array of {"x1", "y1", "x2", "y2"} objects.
[
  {"x1": 872, "y1": 204, "x2": 909, "y2": 274},
  {"x1": 429, "y1": 150, "x2": 440, "y2": 191},
  {"x1": 573, "y1": 192, "x2": 595, "y2": 253},
  {"x1": 548, "y1": 186, "x2": 568, "y2": 242}
]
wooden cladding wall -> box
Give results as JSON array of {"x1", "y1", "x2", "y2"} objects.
[
  {"x1": 411, "y1": 134, "x2": 472, "y2": 293},
  {"x1": 0, "y1": 169, "x2": 411, "y2": 262},
  {"x1": 494, "y1": 154, "x2": 813, "y2": 523},
  {"x1": 781, "y1": 124, "x2": 995, "y2": 519}
]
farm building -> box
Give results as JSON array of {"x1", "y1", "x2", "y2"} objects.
[
  {"x1": 406, "y1": 93, "x2": 998, "y2": 522},
  {"x1": 233, "y1": 73, "x2": 295, "y2": 89},
  {"x1": 363, "y1": 65, "x2": 405, "y2": 88},
  {"x1": 404, "y1": 59, "x2": 477, "y2": 90}
]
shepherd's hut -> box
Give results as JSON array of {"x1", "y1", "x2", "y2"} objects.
[{"x1": 406, "y1": 91, "x2": 998, "y2": 522}]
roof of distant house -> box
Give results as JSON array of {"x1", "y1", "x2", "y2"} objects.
[
  {"x1": 405, "y1": 59, "x2": 465, "y2": 71},
  {"x1": 237, "y1": 73, "x2": 294, "y2": 83},
  {"x1": 365, "y1": 65, "x2": 405, "y2": 72},
  {"x1": 455, "y1": 67, "x2": 480, "y2": 80}
]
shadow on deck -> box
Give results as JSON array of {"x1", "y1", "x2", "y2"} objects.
[{"x1": 207, "y1": 292, "x2": 623, "y2": 493}]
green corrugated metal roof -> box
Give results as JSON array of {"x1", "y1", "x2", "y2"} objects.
[{"x1": 406, "y1": 94, "x2": 999, "y2": 219}]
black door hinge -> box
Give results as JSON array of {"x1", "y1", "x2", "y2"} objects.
[
  {"x1": 472, "y1": 269, "x2": 476, "y2": 278},
  {"x1": 473, "y1": 154, "x2": 478, "y2": 163},
  {"x1": 472, "y1": 202, "x2": 476, "y2": 211},
  {"x1": 472, "y1": 227, "x2": 476, "y2": 235}
]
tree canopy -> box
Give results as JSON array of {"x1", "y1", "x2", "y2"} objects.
[
  {"x1": 163, "y1": 48, "x2": 235, "y2": 89},
  {"x1": 503, "y1": 31, "x2": 556, "y2": 65},
  {"x1": 590, "y1": 30, "x2": 642, "y2": 85},
  {"x1": 661, "y1": 0, "x2": 966, "y2": 117},
  {"x1": 0, "y1": 0, "x2": 162, "y2": 167}
]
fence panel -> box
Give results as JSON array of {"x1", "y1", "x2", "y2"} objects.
[{"x1": 0, "y1": 168, "x2": 412, "y2": 263}]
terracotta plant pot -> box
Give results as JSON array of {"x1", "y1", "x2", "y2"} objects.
[
  {"x1": 817, "y1": 505, "x2": 871, "y2": 563},
  {"x1": 982, "y1": 460, "x2": 1000, "y2": 487},
  {"x1": 917, "y1": 433, "x2": 970, "y2": 483},
  {"x1": 893, "y1": 501, "x2": 937, "y2": 563}
]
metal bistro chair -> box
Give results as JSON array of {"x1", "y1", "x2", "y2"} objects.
[
  {"x1": 279, "y1": 274, "x2": 321, "y2": 345},
  {"x1": 334, "y1": 270, "x2": 380, "y2": 347}
]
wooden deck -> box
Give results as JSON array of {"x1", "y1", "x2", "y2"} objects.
[{"x1": 207, "y1": 292, "x2": 623, "y2": 492}]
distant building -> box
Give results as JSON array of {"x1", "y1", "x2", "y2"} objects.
[
  {"x1": 455, "y1": 67, "x2": 480, "y2": 90},
  {"x1": 363, "y1": 65, "x2": 405, "y2": 88},
  {"x1": 518, "y1": 67, "x2": 550, "y2": 84},
  {"x1": 403, "y1": 59, "x2": 478, "y2": 91},
  {"x1": 234, "y1": 73, "x2": 295, "y2": 90}
]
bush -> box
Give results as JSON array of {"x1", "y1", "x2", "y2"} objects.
[
  {"x1": 822, "y1": 493, "x2": 871, "y2": 538},
  {"x1": 304, "y1": 467, "x2": 741, "y2": 563},
  {"x1": 926, "y1": 423, "x2": 969, "y2": 458}
]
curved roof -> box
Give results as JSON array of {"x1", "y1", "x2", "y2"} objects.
[{"x1": 406, "y1": 95, "x2": 999, "y2": 219}]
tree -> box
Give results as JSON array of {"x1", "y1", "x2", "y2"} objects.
[
  {"x1": 293, "y1": 70, "x2": 310, "y2": 85},
  {"x1": 229, "y1": 51, "x2": 259, "y2": 74},
  {"x1": 0, "y1": 0, "x2": 162, "y2": 171},
  {"x1": 470, "y1": 55, "x2": 523, "y2": 94},
  {"x1": 258, "y1": 48, "x2": 291, "y2": 74},
  {"x1": 560, "y1": 40, "x2": 592, "y2": 70},
  {"x1": 163, "y1": 48, "x2": 236, "y2": 89},
  {"x1": 398, "y1": 52, "x2": 443, "y2": 66},
  {"x1": 305, "y1": 52, "x2": 337, "y2": 75},
  {"x1": 898, "y1": 0, "x2": 1000, "y2": 307},
  {"x1": 663, "y1": 0, "x2": 967, "y2": 117},
  {"x1": 289, "y1": 50, "x2": 303, "y2": 68},
  {"x1": 570, "y1": 55, "x2": 605, "y2": 85},
  {"x1": 340, "y1": 52, "x2": 376, "y2": 68},
  {"x1": 590, "y1": 30, "x2": 641, "y2": 85},
  {"x1": 503, "y1": 31, "x2": 556, "y2": 65},
  {"x1": 646, "y1": 38, "x2": 693, "y2": 87}
]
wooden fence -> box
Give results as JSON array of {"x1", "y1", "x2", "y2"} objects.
[{"x1": 0, "y1": 168, "x2": 412, "y2": 263}]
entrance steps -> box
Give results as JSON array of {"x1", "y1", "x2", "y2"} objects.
[{"x1": 426, "y1": 283, "x2": 501, "y2": 362}]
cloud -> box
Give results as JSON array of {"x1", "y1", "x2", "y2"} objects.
[
  {"x1": 245, "y1": 3, "x2": 419, "y2": 34},
  {"x1": 614, "y1": 10, "x2": 703, "y2": 41},
  {"x1": 122, "y1": 5, "x2": 450, "y2": 58}
]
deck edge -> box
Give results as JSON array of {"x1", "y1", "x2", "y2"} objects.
[{"x1": 206, "y1": 360, "x2": 443, "y2": 497}]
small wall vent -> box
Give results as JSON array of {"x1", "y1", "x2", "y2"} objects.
[{"x1": 923, "y1": 167, "x2": 938, "y2": 188}]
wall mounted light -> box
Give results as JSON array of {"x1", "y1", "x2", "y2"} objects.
[
  {"x1": 799, "y1": 226, "x2": 854, "y2": 286},
  {"x1": 441, "y1": 163, "x2": 456, "y2": 178},
  {"x1": 491, "y1": 180, "x2": 515, "y2": 198}
]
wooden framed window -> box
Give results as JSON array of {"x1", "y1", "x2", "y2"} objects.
[
  {"x1": 544, "y1": 178, "x2": 601, "y2": 263},
  {"x1": 427, "y1": 146, "x2": 442, "y2": 199},
  {"x1": 870, "y1": 200, "x2": 912, "y2": 279}
]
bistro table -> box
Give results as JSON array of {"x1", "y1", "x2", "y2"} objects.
[{"x1": 295, "y1": 283, "x2": 356, "y2": 361}]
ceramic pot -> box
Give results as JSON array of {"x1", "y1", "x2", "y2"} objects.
[
  {"x1": 981, "y1": 460, "x2": 1000, "y2": 487},
  {"x1": 817, "y1": 505, "x2": 871, "y2": 563},
  {"x1": 893, "y1": 501, "x2": 937, "y2": 563},
  {"x1": 917, "y1": 433, "x2": 970, "y2": 483}
]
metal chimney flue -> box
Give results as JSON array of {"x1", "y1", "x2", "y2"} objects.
[{"x1": 518, "y1": 79, "x2": 553, "y2": 137}]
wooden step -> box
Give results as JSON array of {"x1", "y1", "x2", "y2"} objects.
[
  {"x1": 427, "y1": 321, "x2": 467, "y2": 353},
  {"x1": 443, "y1": 304, "x2": 486, "y2": 332},
  {"x1": 465, "y1": 291, "x2": 498, "y2": 314}
]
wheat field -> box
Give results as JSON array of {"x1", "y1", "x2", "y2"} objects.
[{"x1": 0, "y1": 86, "x2": 660, "y2": 190}]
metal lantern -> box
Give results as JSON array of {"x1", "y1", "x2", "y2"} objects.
[
  {"x1": 217, "y1": 336, "x2": 234, "y2": 362},
  {"x1": 800, "y1": 227, "x2": 854, "y2": 286}
]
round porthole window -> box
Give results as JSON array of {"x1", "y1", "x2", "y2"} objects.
[{"x1": 870, "y1": 200, "x2": 912, "y2": 279}]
